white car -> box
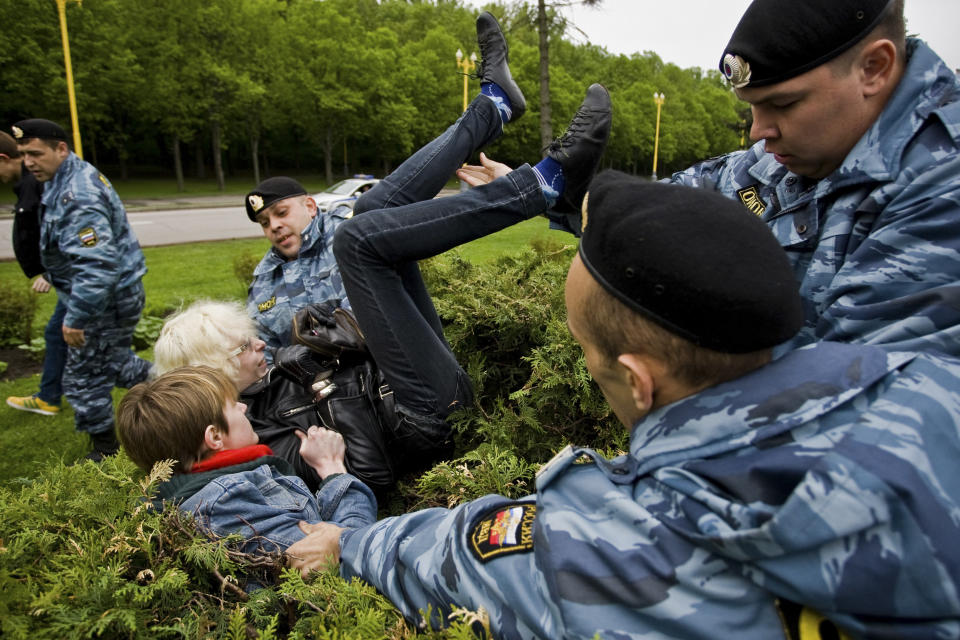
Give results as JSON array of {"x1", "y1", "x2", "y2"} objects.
[{"x1": 311, "y1": 176, "x2": 379, "y2": 213}]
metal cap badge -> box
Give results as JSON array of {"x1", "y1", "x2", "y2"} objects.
[{"x1": 722, "y1": 54, "x2": 752, "y2": 88}]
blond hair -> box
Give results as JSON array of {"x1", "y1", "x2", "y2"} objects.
[
  {"x1": 117, "y1": 366, "x2": 237, "y2": 473},
  {"x1": 154, "y1": 300, "x2": 256, "y2": 381}
]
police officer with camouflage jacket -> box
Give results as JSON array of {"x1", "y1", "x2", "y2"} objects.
[
  {"x1": 683, "y1": 0, "x2": 960, "y2": 358},
  {"x1": 286, "y1": 174, "x2": 960, "y2": 639},
  {"x1": 553, "y1": 0, "x2": 960, "y2": 360},
  {"x1": 12, "y1": 119, "x2": 151, "y2": 460},
  {"x1": 244, "y1": 177, "x2": 353, "y2": 361}
]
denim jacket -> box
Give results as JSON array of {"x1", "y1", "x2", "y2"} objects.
[{"x1": 157, "y1": 455, "x2": 376, "y2": 554}]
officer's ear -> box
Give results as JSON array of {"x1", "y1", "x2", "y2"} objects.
[
  {"x1": 304, "y1": 195, "x2": 317, "y2": 218},
  {"x1": 616, "y1": 353, "x2": 655, "y2": 414},
  {"x1": 858, "y1": 38, "x2": 898, "y2": 98}
]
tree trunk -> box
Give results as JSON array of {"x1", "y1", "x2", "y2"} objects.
[
  {"x1": 119, "y1": 148, "x2": 129, "y2": 181},
  {"x1": 538, "y1": 0, "x2": 552, "y2": 152},
  {"x1": 88, "y1": 131, "x2": 98, "y2": 168},
  {"x1": 212, "y1": 120, "x2": 225, "y2": 191},
  {"x1": 251, "y1": 130, "x2": 260, "y2": 186},
  {"x1": 172, "y1": 134, "x2": 184, "y2": 192},
  {"x1": 195, "y1": 140, "x2": 206, "y2": 180},
  {"x1": 323, "y1": 127, "x2": 334, "y2": 185}
]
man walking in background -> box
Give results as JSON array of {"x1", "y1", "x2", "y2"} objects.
[
  {"x1": 12, "y1": 119, "x2": 151, "y2": 460},
  {"x1": 0, "y1": 129, "x2": 68, "y2": 418}
]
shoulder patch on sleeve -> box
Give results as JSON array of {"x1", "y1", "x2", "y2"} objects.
[
  {"x1": 468, "y1": 501, "x2": 536, "y2": 563},
  {"x1": 257, "y1": 296, "x2": 277, "y2": 312},
  {"x1": 78, "y1": 227, "x2": 98, "y2": 247}
]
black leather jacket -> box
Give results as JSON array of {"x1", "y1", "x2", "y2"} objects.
[{"x1": 241, "y1": 357, "x2": 397, "y2": 495}]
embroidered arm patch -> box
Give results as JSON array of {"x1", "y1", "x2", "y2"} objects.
[
  {"x1": 78, "y1": 227, "x2": 98, "y2": 247},
  {"x1": 467, "y1": 501, "x2": 536, "y2": 563}
]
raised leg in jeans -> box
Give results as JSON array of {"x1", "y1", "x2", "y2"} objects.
[{"x1": 333, "y1": 99, "x2": 547, "y2": 422}]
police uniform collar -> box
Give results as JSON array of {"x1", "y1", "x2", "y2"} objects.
[
  {"x1": 40, "y1": 151, "x2": 80, "y2": 205},
  {"x1": 827, "y1": 39, "x2": 949, "y2": 187},
  {"x1": 299, "y1": 212, "x2": 323, "y2": 251},
  {"x1": 629, "y1": 343, "x2": 911, "y2": 475}
]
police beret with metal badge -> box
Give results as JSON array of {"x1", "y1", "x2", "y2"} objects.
[
  {"x1": 720, "y1": 0, "x2": 894, "y2": 88},
  {"x1": 578, "y1": 170, "x2": 803, "y2": 353},
  {"x1": 11, "y1": 118, "x2": 69, "y2": 142},
  {"x1": 245, "y1": 176, "x2": 307, "y2": 221}
]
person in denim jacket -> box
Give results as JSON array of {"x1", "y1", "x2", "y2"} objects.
[{"x1": 116, "y1": 366, "x2": 375, "y2": 554}]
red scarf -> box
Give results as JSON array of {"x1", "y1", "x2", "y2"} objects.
[{"x1": 190, "y1": 444, "x2": 274, "y2": 473}]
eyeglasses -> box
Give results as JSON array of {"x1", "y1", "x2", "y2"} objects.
[{"x1": 227, "y1": 337, "x2": 254, "y2": 358}]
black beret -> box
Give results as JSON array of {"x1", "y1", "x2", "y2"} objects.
[
  {"x1": 720, "y1": 0, "x2": 894, "y2": 88},
  {"x1": 245, "y1": 177, "x2": 307, "y2": 221},
  {"x1": 11, "y1": 119, "x2": 68, "y2": 142},
  {"x1": 579, "y1": 170, "x2": 803, "y2": 353}
]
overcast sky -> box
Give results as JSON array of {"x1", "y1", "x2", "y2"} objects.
[{"x1": 462, "y1": 0, "x2": 960, "y2": 73}]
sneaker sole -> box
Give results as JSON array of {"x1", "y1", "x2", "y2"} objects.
[{"x1": 6, "y1": 398, "x2": 58, "y2": 416}]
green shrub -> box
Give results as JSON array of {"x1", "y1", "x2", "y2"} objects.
[
  {"x1": 0, "y1": 280, "x2": 37, "y2": 347},
  {"x1": 0, "y1": 456, "x2": 484, "y2": 639},
  {"x1": 17, "y1": 336, "x2": 46, "y2": 361},
  {"x1": 233, "y1": 252, "x2": 262, "y2": 289},
  {"x1": 133, "y1": 313, "x2": 166, "y2": 351},
  {"x1": 0, "y1": 240, "x2": 622, "y2": 638}
]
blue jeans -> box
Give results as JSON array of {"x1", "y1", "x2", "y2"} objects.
[
  {"x1": 333, "y1": 96, "x2": 547, "y2": 421},
  {"x1": 37, "y1": 299, "x2": 68, "y2": 405}
]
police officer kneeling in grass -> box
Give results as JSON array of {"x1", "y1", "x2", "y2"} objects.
[{"x1": 284, "y1": 173, "x2": 960, "y2": 639}]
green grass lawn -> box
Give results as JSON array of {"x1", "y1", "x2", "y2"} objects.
[{"x1": 0, "y1": 216, "x2": 573, "y2": 485}]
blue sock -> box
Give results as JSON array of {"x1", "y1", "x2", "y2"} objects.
[
  {"x1": 481, "y1": 82, "x2": 513, "y2": 124},
  {"x1": 533, "y1": 156, "x2": 564, "y2": 208}
]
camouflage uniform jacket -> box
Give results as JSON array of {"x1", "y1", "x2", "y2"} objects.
[
  {"x1": 39, "y1": 152, "x2": 146, "y2": 329},
  {"x1": 671, "y1": 39, "x2": 960, "y2": 358},
  {"x1": 339, "y1": 342, "x2": 960, "y2": 639},
  {"x1": 247, "y1": 205, "x2": 353, "y2": 357}
]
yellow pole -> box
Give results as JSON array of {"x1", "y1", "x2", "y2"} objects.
[
  {"x1": 56, "y1": 0, "x2": 83, "y2": 158},
  {"x1": 652, "y1": 92, "x2": 665, "y2": 180},
  {"x1": 455, "y1": 50, "x2": 476, "y2": 113}
]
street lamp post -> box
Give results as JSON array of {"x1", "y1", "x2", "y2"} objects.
[
  {"x1": 455, "y1": 49, "x2": 477, "y2": 191},
  {"x1": 455, "y1": 49, "x2": 477, "y2": 113},
  {"x1": 55, "y1": 0, "x2": 84, "y2": 158},
  {"x1": 651, "y1": 92, "x2": 665, "y2": 180}
]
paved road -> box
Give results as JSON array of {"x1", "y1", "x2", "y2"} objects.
[
  {"x1": 0, "y1": 188, "x2": 462, "y2": 262},
  {"x1": 0, "y1": 203, "x2": 263, "y2": 261}
]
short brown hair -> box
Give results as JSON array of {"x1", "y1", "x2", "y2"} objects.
[
  {"x1": 580, "y1": 277, "x2": 771, "y2": 390},
  {"x1": 831, "y1": 0, "x2": 906, "y2": 75},
  {"x1": 117, "y1": 366, "x2": 237, "y2": 473},
  {"x1": 0, "y1": 131, "x2": 20, "y2": 158}
]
